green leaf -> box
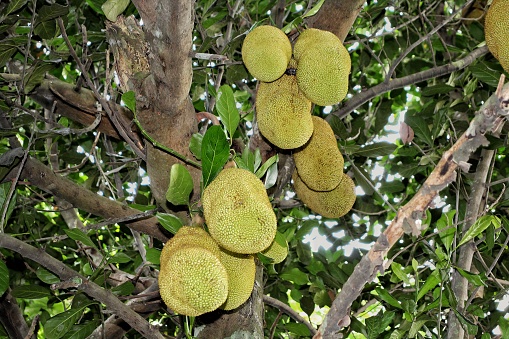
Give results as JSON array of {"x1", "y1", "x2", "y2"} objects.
[
  {"x1": 355, "y1": 142, "x2": 397, "y2": 157},
  {"x1": 374, "y1": 287, "x2": 402, "y2": 309},
  {"x1": 328, "y1": 114, "x2": 348, "y2": 139},
  {"x1": 37, "y1": 4, "x2": 69, "y2": 21},
  {"x1": 107, "y1": 252, "x2": 131, "y2": 264},
  {"x1": 416, "y1": 269, "x2": 441, "y2": 301},
  {"x1": 34, "y1": 19, "x2": 58, "y2": 39},
  {"x1": 45, "y1": 305, "x2": 90, "y2": 339},
  {"x1": 452, "y1": 308, "x2": 478, "y2": 335},
  {"x1": 409, "y1": 316, "x2": 433, "y2": 338},
  {"x1": 454, "y1": 267, "x2": 487, "y2": 287},
  {"x1": 302, "y1": 0, "x2": 325, "y2": 18},
  {"x1": 23, "y1": 62, "x2": 55, "y2": 94},
  {"x1": 165, "y1": 164, "x2": 193, "y2": 206},
  {"x1": 264, "y1": 158, "x2": 278, "y2": 189},
  {"x1": 0, "y1": 182, "x2": 17, "y2": 226},
  {"x1": 436, "y1": 210, "x2": 456, "y2": 252},
  {"x1": 61, "y1": 320, "x2": 100, "y2": 339},
  {"x1": 156, "y1": 212, "x2": 183, "y2": 234},
  {"x1": 85, "y1": 0, "x2": 105, "y2": 15},
  {"x1": 280, "y1": 267, "x2": 308, "y2": 285},
  {"x1": 121, "y1": 90, "x2": 136, "y2": 113},
  {"x1": 201, "y1": 125, "x2": 230, "y2": 188},
  {"x1": 352, "y1": 165, "x2": 375, "y2": 195},
  {"x1": 255, "y1": 154, "x2": 278, "y2": 178},
  {"x1": 101, "y1": 0, "x2": 130, "y2": 21},
  {"x1": 111, "y1": 281, "x2": 135, "y2": 296},
  {"x1": 2, "y1": 0, "x2": 28, "y2": 16},
  {"x1": 11, "y1": 285, "x2": 51, "y2": 299},
  {"x1": 391, "y1": 262, "x2": 411, "y2": 285},
  {"x1": 283, "y1": 323, "x2": 310, "y2": 336},
  {"x1": 405, "y1": 116, "x2": 433, "y2": 147},
  {"x1": 0, "y1": 47, "x2": 16, "y2": 68},
  {"x1": 500, "y1": 317, "x2": 509, "y2": 337},
  {"x1": 469, "y1": 62, "x2": 501, "y2": 87},
  {"x1": 366, "y1": 311, "x2": 395, "y2": 339},
  {"x1": 458, "y1": 215, "x2": 500, "y2": 248},
  {"x1": 145, "y1": 247, "x2": 161, "y2": 265},
  {"x1": 36, "y1": 267, "x2": 60, "y2": 285},
  {"x1": 0, "y1": 261, "x2": 8, "y2": 296},
  {"x1": 421, "y1": 84, "x2": 455, "y2": 96},
  {"x1": 64, "y1": 229, "x2": 98, "y2": 250},
  {"x1": 216, "y1": 85, "x2": 239, "y2": 141},
  {"x1": 189, "y1": 133, "x2": 203, "y2": 160}
]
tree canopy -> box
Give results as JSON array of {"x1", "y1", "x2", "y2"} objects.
[{"x1": 1, "y1": 0, "x2": 509, "y2": 338}]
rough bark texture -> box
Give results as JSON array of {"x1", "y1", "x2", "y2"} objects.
[
  {"x1": 127, "y1": 0, "x2": 201, "y2": 209},
  {"x1": 0, "y1": 290, "x2": 29, "y2": 339},
  {"x1": 305, "y1": 0, "x2": 365, "y2": 42}
]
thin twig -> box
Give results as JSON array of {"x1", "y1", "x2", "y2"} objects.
[{"x1": 263, "y1": 295, "x2": 317, "y2": 335}]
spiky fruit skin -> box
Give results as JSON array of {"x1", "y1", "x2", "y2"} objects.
[
  {"x1": 242, "y1": 26, "x2": 292, "y2": 82},
  {"x1": 256, "y1": 72, "x2": 313, "y2": 149},
  {"x1": 158, "y1": 246, "x2": 228, "y2": 316},
  {"x1": 485, "y1": 0, "x2": 509, "y2": 73},
  {"x1": 293, "y1": 170, "x2": 356, "y2": 218},
  {"x1": 293, "y1": 116, "x2": 344, "y2": 191},
  {"x1": 293, "y1": 28, "x2": 342, "y2": 61},
  {"x1": 296, "y1": 43, "x2": 351, "y2": 106},
  {"x1": 218, "y1": 249, "x2": 256, "y2": 311},
  {"x1": 202, "y1": 168, "x2": 277, "y2": 254},
  {"x1": 260, "y1": 232, "x2": 288, "y2": 264},
  {"x1": 160, "y1": 226, "x2": 219, "y2": 271}
]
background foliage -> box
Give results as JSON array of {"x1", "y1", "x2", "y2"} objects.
[{"x1": 0, "y1": 0, "x2": 508, "y2": 338}]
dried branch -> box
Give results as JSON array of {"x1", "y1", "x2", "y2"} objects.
[
  {"x1": 0, "y1": 233, "x2": 164, "y2": 339},
  {"x1": 314, "y1": 81, "x2": 509, "y2": 339},
  {"x1": 330, "y1": 46, "x2": 489, "y2": 119}
]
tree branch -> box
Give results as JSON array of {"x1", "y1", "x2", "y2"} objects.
[
  {"x1": 0, "y1": 289, "x2": 29, "y2": 339},
  {"x1": 14, "y1": 157, "x2": 168, "y2": 241},
  {"x1": 314, "y1": 81, "x2": 509, "y2": 339},
  {"x1": 0, "y1": 233, "x2": 164, "y2": 339},
  {"x1": 263, "y1": 295, "x2": 317, "y2": 336},
  {"x1": 330, "y1": 46, "x2": 489, "y2": 119}
]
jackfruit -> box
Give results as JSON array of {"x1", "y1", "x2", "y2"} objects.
[
  {"x1": 158, "y1": 245, "x2": 228, "y2": 316},
  {"x1": 485, "y1": 0, "x2": 509, "y2": 73},
  {"x1": 293, "y1": 28, "x2": 342, "y2": 61},
  {"x1": 260, "y1": 232, "x2": 288, "y2": 264},
  {"x1": 160, "y1": 226, "x2": 219, "y2": 271},
  {"x1": 293, "y1": 28, "x2": 350, "y2": 106},
  {"x1": 202, "y1": 168, "x2": 277, "y2": 254},
  {"x1": 293, "y1": 170, "x2": 356, "y2": 218},
  {"x1": 256, "y1": 60, "x2": 313, "y2": 149},
  {"x1": 218, "y1": 249, "x2": 256, "y2": 310},
  {"x1": 242, "y1": 25, "x2": 292, "y2": 82},
  {"x1": 293, "y1": 116, "x2": 344, "y2": 191}
]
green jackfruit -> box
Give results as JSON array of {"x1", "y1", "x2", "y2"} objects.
[
  {"x1": 160, "y1": 226, "x2": 219, "y2": 271},
  {"x1": 256, "y1": 61, "x2": 313, "y2": 149},
  {"x1": 242, "y1": 25, "x2": 292, "y2": 82},
  {"x1": 158, "y1": 245, "x2": 228, "y2": 316},
  {"x1": 485, "y1": 0, "x2": 509, "y2": 73},
  {"x1": 293, "y1": 116, "x2": 344, "y2": 191},
  {"x1": 294, "y1": 29, "x2": 350, "y2": 106},
  {"x1": 293, "y1": 170, "x2": 356, "y2": 218},
  {"x1": 260, "y1": 231, "x2": 288, "y2": 264},
  {"x1": 219, "y1": 249, "x2": 256, "y2": 310},
  {"x1": 202, "y1": 168, "x2": 277, "y2": 254},
  {"x1": 293, "y1": 28, "x2": 342, "y2": 61}
]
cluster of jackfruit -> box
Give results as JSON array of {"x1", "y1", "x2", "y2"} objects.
[
  {"x1": 485, "y1": 0, "x2": 509, "y2": 73},
  {"x1": 159, "y1": 168, "x2": 288, "y2": 316},
  {"x1": 242, "y1": 26, "x2": 356, "y2": 218},
  {"x1": 293, "y1": 116, "x2": 356, "y2": 218},
  {"x1": 243, "y1": 26, "x2": 351, "y2": 149}
]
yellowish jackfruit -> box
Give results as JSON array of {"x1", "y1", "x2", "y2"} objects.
[
  {"x1": 256, "y1": 61, "x2": 313, "y2": 149},
  {"x1": 293, "y1": 170, "x2": 356, "y2": 218},
  {"x1": 293, "y1": 28, "x2": 342, "y2": 61},
  {"x1": 158, "y1": 245, "x2": 228, "y2": 316},
  {"x1": 485, "y1": 0, "x2": 509, "y2": 73},
  {"x1": 297, "y1": 44, "x2": 350, "y2": 106},
  {"x1": 242, "y1": 25, "x2": 292, "y2": 82},
  {"x1": 202, "y1": 168, "x2": 277, "y2": 254},
  {"x1": 260, "y1": 232, "x2": 288, "y2": 264},
  {"x1": 218, "y1": 249, "x2": 256, "y2": 310},
  {"x1": 293, "y1": 116, "x2": 344, "y2": 191},
  {"x1": 160, "y1": 226, "x2": 219, "y2": 271}
]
